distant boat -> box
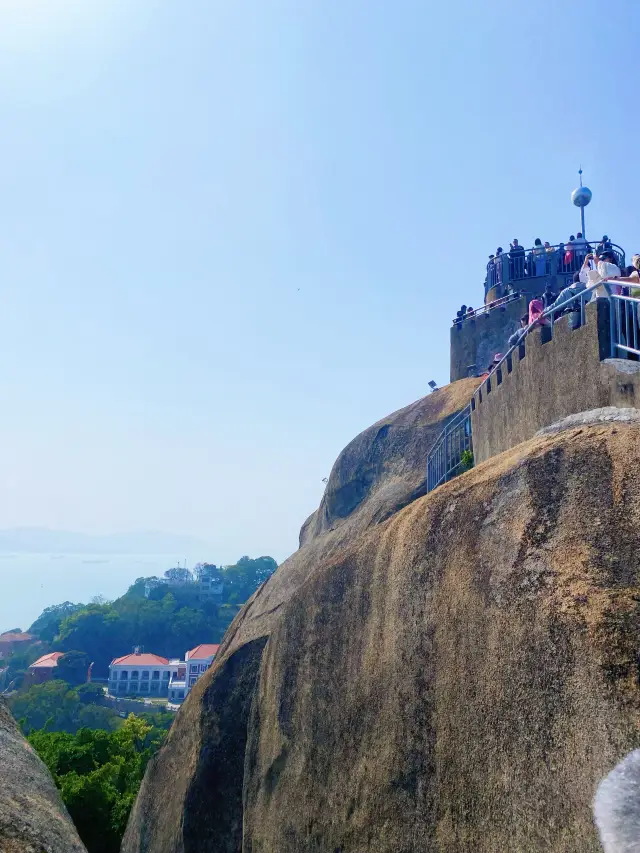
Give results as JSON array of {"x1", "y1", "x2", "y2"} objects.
[{"x1": 82, "y1": 559, "x2": 110, "y2": 565}]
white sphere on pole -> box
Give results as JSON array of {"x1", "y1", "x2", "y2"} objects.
[{"x1": 571, "y1": 186, "x2": 592, "y2": 208}]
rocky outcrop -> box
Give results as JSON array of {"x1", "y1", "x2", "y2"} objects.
[
  {"x1": 124, "y1": 393, "x2": 640, "y2": 853},
  {"x1": 300, "y1": 377, "x2": 480, "y2": 546},
  {"x1": 0, "y1": 699, "x2": 86, "y2": 853}
]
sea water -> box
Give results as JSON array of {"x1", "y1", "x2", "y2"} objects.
[{"x1": 0, "y1": 553, "x2": 195, "y2": 632}]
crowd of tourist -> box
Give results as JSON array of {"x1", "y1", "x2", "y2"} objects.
[
  {"x1": 490, "y1": 249, "x2": 640, "y2": 374},
  {"x1": 486, "y1": 234, "x2": 618, "y2": 289},
  {"x1": 456, "y1": 232, "x2": 640, "y2": 376}
]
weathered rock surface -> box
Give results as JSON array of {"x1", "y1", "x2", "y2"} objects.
[
  {"x1": 0, "y1": 699, "x2": 86, "y2": 853},
  {"x1": 124, "y1": 392, "x2": 640, "y2": 853}
]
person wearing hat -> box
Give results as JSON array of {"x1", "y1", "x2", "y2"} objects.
[{"x1": 487, "y1": 353, "x2": 503, "y2": 374}]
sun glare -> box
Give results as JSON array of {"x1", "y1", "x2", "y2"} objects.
[{"x1": 0, "y1": 0, "x2": 122, "y2": 54}]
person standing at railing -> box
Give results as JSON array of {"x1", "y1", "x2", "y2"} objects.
[
  {"x1": 532, "y1": 238, "x2": 546, "y2": 276},
  {"x1": 542, "y1": 282, "x2": 557, "y2": 309},
  {"x1": 494, "y1": 247, "x2": 504, "y2": 290},
  {"x1": 613, "y1": 256, "x2": 640, "y2": 290},
  {"x1": 557, "y1": 242, "x2": 566, "y2": 271},
  {"x1": 508, "y1": 314, "x2": 529, "y2": 348},
  {"x1": 565, "y1": 236, "x2": 576, "y2": 271},
  {"x1": 573, "y1": 232, "x2": 589, "y2": 267},
  {"x1": 454, "y1": 304, "x2": 468, "y2": 324},
  {"x1": 580, "y1": 250, "x2": 622, "y2": 298},
  {"x1": 509, "y1": 239, "x2": 525, "y2": 279},
  {"x1": 597, "y1": 235, "x2": 613, "y2": 255}
]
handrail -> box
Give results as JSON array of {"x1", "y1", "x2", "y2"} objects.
[
  {"x1": 452, "y1": 291, "x2": 524, "y2": 325},
  {"x1": 426, "y1": 404, "x2": 472, "y2": 492},
  {"x1": 610, "y1": 293, "x2": 640, "y2": 358},
  {"x1": 486, "y1": 241, "x2": 626, "y2": 273},
  {"x1": 472, "y1": 279, "x2": 607, "y2": 404},
  {"x1": 485, "y1": 242, "x2": 626, "y2": 292}
]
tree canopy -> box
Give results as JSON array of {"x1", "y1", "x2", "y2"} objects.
[
  {"x1": 57, "y1": 650, "x2": 91, "y2": 686},
  {"x1": 50, "y1": 556, "x2": 277, "y2": 676},
  {"x1": 9, "y1": 679, "x2": 119, "y2": 735},
  {"x1": 28, "y1": 601, "x2": 85, "y2": 642},
  {"x1": 29, "y1": 715, "x2": 166, "y2": 853}
]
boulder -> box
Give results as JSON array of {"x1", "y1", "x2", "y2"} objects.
[
  {"x1": 124, "y1": 392, "x2": 640, "y2": 853},
  {"x1": 0, "y1": 699, "x2": 86, "y2": 853}
]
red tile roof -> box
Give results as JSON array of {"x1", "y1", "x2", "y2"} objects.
[
  {"x1": 0, "y1": 632, "x2": 35, "y2": 642},
  {"x1": 29, "y1": 652, "x2": 63, "y2": 669},
  {"x1": 187, "y1": 644, "x2": 220, "y2": 661},
  {"x1": 110, "y1": 653, "x2": 169, "y2": 667}
]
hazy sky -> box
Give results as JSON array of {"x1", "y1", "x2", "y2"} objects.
[{"x1": 0, "y1": 0, "x2": 638, "y2": 573}]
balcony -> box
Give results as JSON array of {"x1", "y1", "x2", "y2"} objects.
[{"x1": 484, "y1": 242, "x2": 625, "y2": 301}]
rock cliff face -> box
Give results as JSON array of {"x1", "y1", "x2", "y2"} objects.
[
  {"x1": 124, "y1": 385, "x2": 640, "y2": 853},
  {"x1": 0, "y1": 699, "x2": 86, "y2": 853}
]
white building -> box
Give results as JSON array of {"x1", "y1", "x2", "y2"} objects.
[
  {"x1": 185, "y1": 644, "x2": 220, "y2": 691},
  {"x1": 194, "y1": 564, "x2": 224, "y2": 600},
  {"x1": 108, "y1": 650, "x2": 185, "y2": 699},
  {"x1": 108, "y1": 644, "x2": 219, "y2": 704}
]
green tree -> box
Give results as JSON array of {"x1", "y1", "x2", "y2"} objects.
[
  {"x1": 28, "y1": 715, "x2": 167, "y2": 853},
  {"x1": 163, "y1": 566, "x2": 193, "y2": 585},
  {"x1": 220, "y1": 556, "x2": 277, "y2": 603},
  {"x1": 57, "y1": 606, "x2": 125, "y2": 678},
  {"x1": 29, "y1": 602, "x2": 84, "y2": 642},
  {"x1": 57, "y1": 650, "x2": 91, "y2": 687},
  {"x1": 76, "y1": 704, "x2": 119, "y2": 731},
  {"x1": 9, "y1": 681, "x2": 120, "y2": 735},
  {"x1": 11, "y1": 680, "x2": 80, "y2": 733},
  {"x1": 77, "y1": 682, "x2": 106, "y2": 704}
]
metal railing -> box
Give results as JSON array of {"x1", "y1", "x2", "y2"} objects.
[
  {"x1": 485, "y1": 242, "x2": 625, "y2": 292},
  {"x1": 452, "y1": 291, "x2": 524, "y2": 325},
  {"x1": 610, "y1": 294, "x2": 640, "y2": 358},
  {"x1": 471, "y1": 279, "x2": 639, "y2": 410},
  {"x1": 426, "y1": 404, "x2": 472, "y2": 492},
  {"x1": 430, "y1": 281, "x2": 638, "y2": 495}
]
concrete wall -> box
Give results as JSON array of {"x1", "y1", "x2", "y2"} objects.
[
  {"x1": 454, "y1": 269, "x2": 585, "y2": 383},
  {"x1": 471, "y1": 300, "x2": 640, "y2": 463},
  {"x1": 450, "y1": 296, "x2": 527, "y2": 382}
]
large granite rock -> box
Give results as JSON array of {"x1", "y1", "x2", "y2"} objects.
[
  {"x1": 124, "y1": 390, "x2": 640, "y2": 853},
  {"x1": 0, "y1": 699, "x2": 86, "y2": 853}
]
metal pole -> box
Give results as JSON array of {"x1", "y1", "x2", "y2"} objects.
[{"x1": 579, "y1": 167, "x2": 586, "y2": 239}]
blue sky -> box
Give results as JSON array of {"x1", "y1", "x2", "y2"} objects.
[{"x1": 0, "y1": 0, "x2": 638, "y2": 585}]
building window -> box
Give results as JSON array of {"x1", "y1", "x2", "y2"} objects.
[
  {"x1": 178, "y1": 690, "x2": 184, "y2": 699},
  {"x1": 152, "y1": 671, "x2": 160, "y2": 680},
  {"x1": 162, "y1": 671, "x2": 170, "y2": 680},
  {"x1": 140, "y1": 682, "x2": 149, "y2": 692},
  {"x1": 131, "y1": 671, "x2": 139, "y2": 680},
  {"x1": 150, "y1": 682, "x2": 159, "y2": 693},
  {"x1": 190, "y1": 664, "x2": 198, "y2": 673},
  {"x1": 189, "y1": 676, "x2": 198, "y2": 686},
  {"x1": 118, "y1": 683, "x2": 127, "y2": 694},
  {"x1": 141, "y1": 671, "x2": 149, "y2": 680},
  {"x1": 130, "y1": 682, "x2": 138, "y2": 693},
  {"x1": 120, "y1": 671, "x2": 128, "y2": 680}
]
